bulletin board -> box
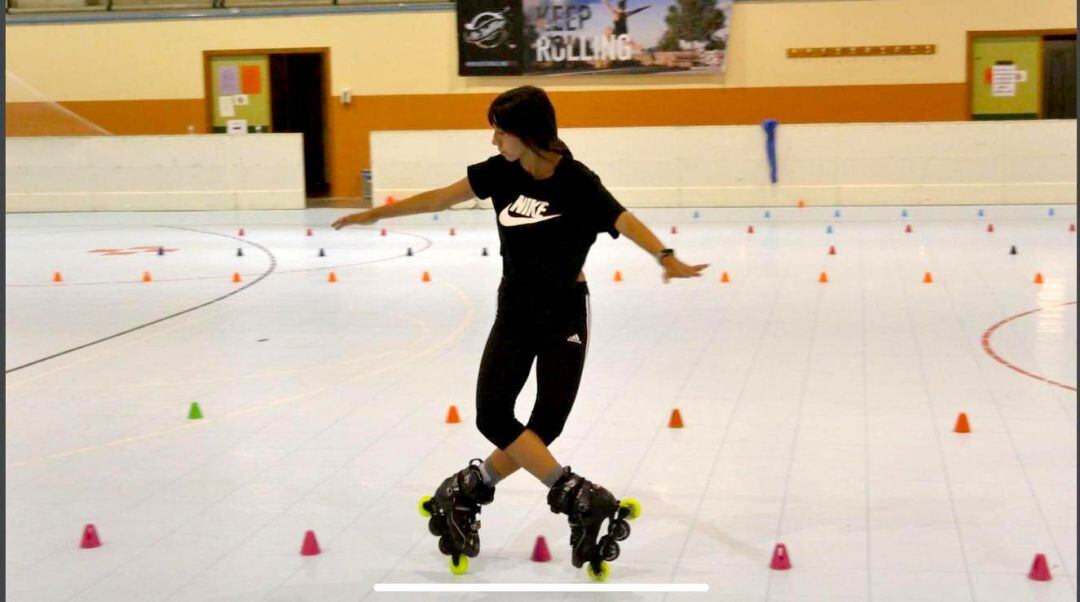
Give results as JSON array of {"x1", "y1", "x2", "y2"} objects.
[
  {"x1": 970, "y1": 36, "x2": 1041, "y2": 120},
  {"x1": 209, "y1": 55, "x2": 272, "y2": 133}
]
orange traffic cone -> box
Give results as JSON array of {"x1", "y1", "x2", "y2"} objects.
[
  {"x1": 385, "y1": 196, "x2": 396, "y2": 205},
  {"x1": 819, "y1": 272, "x2": 829, "y2": 283},
  {"x1": 328, "y1": 272, "x2": 337, "y2": 283},
  {"x1": 923, "y1": 272, "x2": 934, "y2": 284},
  {"x1": 613, "y1": 270, "x2": 623, "y2": 282},
  {"x1": 668, "y1": 409, "x2": 684, "y2": 428},
  {"x1": 720, "y1": 272, "x2": 730, "y2": 283},
  {"x1": 1034, "y1": 273, "x2": 1044, "y2": 284},
  {"x1": 422, "y1": 271, "x2": 431, "y2": 282},
  {"x1": 142, "y1": 271, "x2": 152, "y2": 282},
  {"x1": 232, "y1": 272, "x2": 241, "y2": 283},
  {"x1": 953, "y1": 412, "x2": 971, "y2": 433},
  {"x1": 446, "y1": 405, "x2": 461, "y2": 424},
  {"x1": 797, "y1": 200, "x2": 806, "y2": 208},
  {"x1": 52, "y1": 271, "x2": 63, "y2": 283}
]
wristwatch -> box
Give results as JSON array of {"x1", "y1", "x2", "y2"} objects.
[{"x1": 655, "y1": 248, "x2": 675, "y2": 263}]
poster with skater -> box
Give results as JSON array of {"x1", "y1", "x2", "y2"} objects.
[{"x1": 457, "y1": 0, "x2": 733, "y2": 75}]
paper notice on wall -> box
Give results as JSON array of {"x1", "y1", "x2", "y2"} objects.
[
  {"x1": 218, "y1": 95, "x2": 236, "y2": 117},
  {"x1": 233, "y1": 94, "x2": 249, "y2": 106},
  {"x1": 240, "y1": 65, "x2": 262, "y2": 94},
  {"x1": 227, "y1": 119, "x2": 248, "y2": 134},
  {"x1": 218, "y1": 66, "x2": 240, "y2": 95},
  {"x1": 991, "y1": 63, "x2": 1027, "y2": 97}
]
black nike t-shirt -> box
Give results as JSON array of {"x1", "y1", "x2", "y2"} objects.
[{"x1": 467, "y1": 153, "x2": 627, "y2": 299}]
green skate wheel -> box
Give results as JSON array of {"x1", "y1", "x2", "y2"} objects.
[
  {"x1": 449, "y1": 554, "x2": 469, "y2": 575},
  {"x1": 586, "y1": 561, "x2": 610, "y2": 582},
  {"x1": 418, "y1": 495, "x2": 433, "y2": 517},
  {"x1": 620, "y1": 498, "x2": 642, "y2": 520}
]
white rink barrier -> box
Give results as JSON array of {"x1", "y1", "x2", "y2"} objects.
[
  {"x1": 371, "y1": 120, "x2": 1076, "y2": 208},
  {"x1": 6, "y1": 133, "x2": 306, "y2": 212}
]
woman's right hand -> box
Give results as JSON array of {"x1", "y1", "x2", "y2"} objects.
[{"x1": 332, "y1": 209, "x2": 380, "y2": 230}]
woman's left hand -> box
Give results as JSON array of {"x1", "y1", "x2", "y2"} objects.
[{"x1": 660, "y1": 256, "x2": 708, "y2": 283}]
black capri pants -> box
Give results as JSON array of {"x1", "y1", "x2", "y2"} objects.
[{"x1": 475, "y1": 281, "x2": 591, "y2": 450}]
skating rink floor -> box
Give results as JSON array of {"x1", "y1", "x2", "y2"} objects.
[{"x1": 5, "y1": 204, "x2": 1077, "y2": 602}]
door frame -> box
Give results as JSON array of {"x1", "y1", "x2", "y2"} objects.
[
  {"x1": 965, "y1": 29, "x2": 1076, "y2": 120},
  {"x1": 203, "y1": 47, "x2": 332, "y2": 194}
]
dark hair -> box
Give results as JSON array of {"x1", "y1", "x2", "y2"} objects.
[{"x1": 487, "y1": 86, "x2": 572, "y2": 158}]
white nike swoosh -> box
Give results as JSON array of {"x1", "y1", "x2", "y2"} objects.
[{"x1": 498, "y1": 203, "x2": 562, "y2": 227}]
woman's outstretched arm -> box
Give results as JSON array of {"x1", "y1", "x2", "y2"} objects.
[{"x1": 332, "y1": 177, "x2": 475, "y2": 229}]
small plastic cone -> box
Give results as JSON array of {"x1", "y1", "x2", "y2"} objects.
[
  {"x1": 188, "y1": 402, "x2": 203, "y2": 420},
  {"x1": 238, "y1": 228, "x2": 245, "y2": 236},
  {"x1": 953, "y1": 412, "x2": 970, "y2": 433},
  {"x1": 232, "y1": 272, "x2": 242, "y2": 283},
  {"x1": 1070, "y1": 224, "x2": 1076, "y2": 232},
  {"x1": 142, "y1": 271, "x2": 152, "y2": 282},
  {"x1": 406, "y1": 247, "x2": 413, "y2": 256},
  {"x1": 613, "y1": 270, "x2": 623, "y2": 282},
  {"x1": 905, "y1": 224, "x2": 913, "y2": 233},
  {"x1": 157, "y1": 247, "x2": 165, "y2": 256},
  {"x1": 923, "y1": 272, "x2": 933, "y2": 284},
  {"x1": 747, "y1": 225, "x2": 755, "y2": 234},
  {"x1": 531, "y1": 536, "x2": 552, "y2": 562},
  {"x1": 828, "y1": 245, "x2": 836, "y2": 255},
  {"x1": 446, "y1": 405, "x2": 461, "y2": 424},
  {"x1": 422, "y1": 271, "x2": 431, "y2": 282},
  {"x1": 385, "y1": 196, "x2": 396, "y2": 205},
  {"x1": 1010, "y1": 246, "x2": 1017, "y2": 255},
  {"x1": 987, "y1": 224, "x2": 994, "y2": 233},
  {"x1": 770, "y1": 543, "x2": 792, "y2": 570},
  {"x1": 482, "y1": 247, "x2": 489, "y2": 256},
  {"x1": 671, "y1": 226, "x2": 678, "y2": 234},
  {"x1": 1029, "y1": 553, "x2": 1052, "y2": 581},
  {"x1": 306, "y1": 228, "x2": 313, "y2": 237},
  {"x1": 300, "y1": 530, "x2": 321, "y2": 556},
  {"x1": 380, "y1": 228, "x2": 387, "y2": 237},
  {"x1": 797, "y1": 200, "x2": 805, "y2": 208},
  {"x1": 328, "y1": 272, "x2": 337, "y2": 283},
  {"x1": 318, "y1": 248, "x2": 326, "y2": 257},
  {"x1": 53, "y1": 272, "x2": 63, "y2": 283},
  {"x1": 80, "y1": 524, "x2": 101, "y2": 549},
  {"x1": 236, "y1": 248, "x2": 244, "y2": 257},
  {"x1": 819, "y1": 272, "x2": 829, "y2": 283},
  {"x1": 449, "y1": 228, "x2": 456, "y2": 236},
  {"x1": 720, "y1": 272, "x2": 730, "y2": 283},
  {"x1": 1034, "y1": 273, "x2": 1044, "y2": 284},
  {"x1": 668, "y1": 409, "x2": 684, "y2": 428}
]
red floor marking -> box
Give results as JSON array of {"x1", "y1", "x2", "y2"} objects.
[{"x1": 981, "y1": 301, "x2": 1077, "y2": 392}]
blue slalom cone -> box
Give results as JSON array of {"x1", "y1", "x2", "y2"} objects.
[
  {"x1": 901, "y1": 209, "x2": 908, "y2": 218},
  {"x1": 834, "y1": 209, "x2": 841, "y2": 219},
  {"x1": 826, "y1": 225, "x2": 833, "y2": 234},
  {"x1": 1049, "y1": 208, "x2": 1056, "y2": 217},
  {"x1": 692, "y1": 211, "x2": 700, "y2": 219},
  {"x1": 978, "y1": 208, "x2": 985, "y2": 218},
  {"x1": 433, "y1": 214, "x2": 440, "y2": 221},
  {"x1": 764, "y1": 210, "x2": 771, "y2": 219}
]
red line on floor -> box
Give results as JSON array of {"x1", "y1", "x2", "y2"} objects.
[{"x1": 981, "y1": 301, "x2": 1077, "y2": 392}]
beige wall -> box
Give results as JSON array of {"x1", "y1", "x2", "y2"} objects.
[{"x1": 6, "y1": 0, "x2": 1076, "y2": 102}]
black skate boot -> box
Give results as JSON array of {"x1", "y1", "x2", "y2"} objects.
[
  {"x1": 418, "y1": 459, "x2": 496, "y2": 575},
  {"x1": 546, "y1": 467, "x2": 641, "y2": 582}
]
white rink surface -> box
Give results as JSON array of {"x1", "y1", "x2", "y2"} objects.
[{"x1": 5, "y1": 205, "x2": 1077, "y2": 602}]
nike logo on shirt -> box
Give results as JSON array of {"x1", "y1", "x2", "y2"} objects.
[{"x1": 498, "y1": 196, "x2": 562, "y2": 227}]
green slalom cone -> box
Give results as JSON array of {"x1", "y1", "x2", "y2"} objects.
[{"x1": 188, "y1": 402, "x2": 203, "y2": 420}]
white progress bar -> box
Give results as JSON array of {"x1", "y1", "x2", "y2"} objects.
[{"x1": 373, "y1": 583, "x2": 710, "y2": 593}]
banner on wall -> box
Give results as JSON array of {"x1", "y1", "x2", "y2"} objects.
[{"x1": 457, "y1": 0, "x2": 733, "y2": 75}]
